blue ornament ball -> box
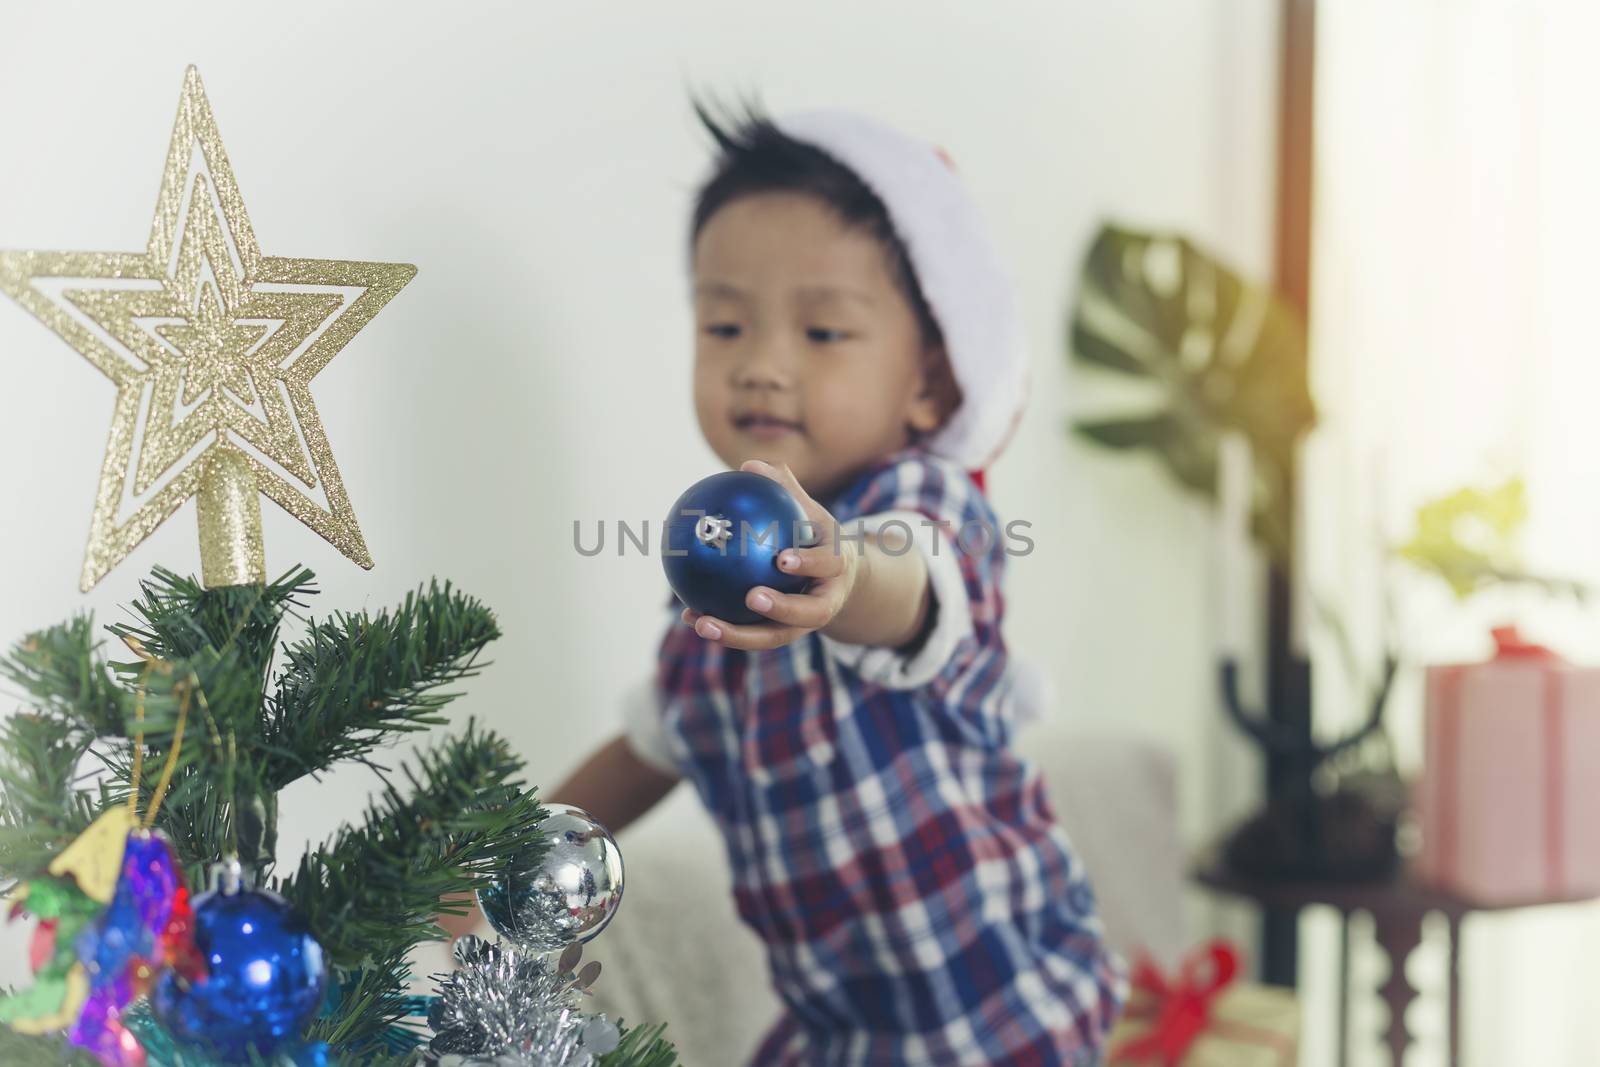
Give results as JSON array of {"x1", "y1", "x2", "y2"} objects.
[
  {"x1": 662, "y1": 470, "x2": 813, "y2": 625},
  {"x1": 151, "y1": 885, "x2": 327, "y2": 1063}
]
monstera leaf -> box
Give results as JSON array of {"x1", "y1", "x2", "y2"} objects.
[{"x1": 1069, "y1": 223, "x2": 1316, "y2": 565}]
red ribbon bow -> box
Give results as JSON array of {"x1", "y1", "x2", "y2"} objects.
[
  {"x1": 1490, "y1": 625, "x2": 1559, "y2": 661},
  {"x1": 1109, "y1": 941, "x2": 1240, "y2": 1067}
]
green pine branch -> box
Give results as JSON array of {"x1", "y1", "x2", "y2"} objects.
[
  {"x1": 106, "y1": 567, "x2": 319, "y2": 863},
  {"x1": 306, "y1": 944, "x2": 422, "y2": 1065},
  {"x1": 263, "y1": 580, "x2": 500, "y2": 791},
  {"x1": 0, "y1": 1023, "x2": 101, "y2": 1067},
  {"x1": 90, "y1": 641, "x2": 286, "y2": 883},
  {"x1": 599, "y1": 1022, "x2": 681, "y2": 1067},
  {"x1": 0, "y1": 565, "x2": 681, "y2": 1061},
  {"x1": 0, "y1": 712, "x2": 98, "y2": 878},
  {"x1": 106, "y1": 567, "x2": 318, "y2": 789},
  {"x1": 1, "y1": 615, "x2": 130, "y2": 737},
  {"x1": 110, "y1": 565, "x2": 315, "y2": 681},
  {"x1": 283, "y1": 722, "x2": 547, "y2": 1052}
]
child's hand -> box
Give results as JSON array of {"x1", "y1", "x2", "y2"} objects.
[
  {"x1": 436, "y1": 892, "x2": 486, "y2": 943},
  {"x1": 681, "y1": 459, "x2": 861, "y2": 651}
]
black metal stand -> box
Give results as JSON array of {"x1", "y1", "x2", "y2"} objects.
[{"x1": 1264, "y1": 565, "x2": 1310, "y2": 986}]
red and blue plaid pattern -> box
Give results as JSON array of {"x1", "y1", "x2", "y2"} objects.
[{"x1": 653, "y1": 448, "x2": 1126, "y2": 1066}]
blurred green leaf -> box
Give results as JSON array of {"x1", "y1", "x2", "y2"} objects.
[
  {"x1": 1070, "y1": 318, "x2": 1150, "y2": 377},
  {"x1": 1068, "y1": 222, "x2": 1317, "y2": 564},
  {"x1": 1395, "y1": 477, "x2": 1587, "y2": 601},
  {"x1": 1073, "y1": 414, "x2": 1174, "y2": 449}
]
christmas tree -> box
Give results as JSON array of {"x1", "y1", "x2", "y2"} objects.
[
  {"x1": 0, "y1": 565, "x2": 675, "y2": 1066},
  {"x1": 0, "y1": 66, "x2": 676, "y2": 1067}
]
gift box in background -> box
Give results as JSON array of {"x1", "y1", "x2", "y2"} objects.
[
  {"x1": 1415, "y1": 627, "x2": 1600, "y2": 905},
  {"x1": 1108, "y1": 942, "x2": 1298, "y2": 1067}
]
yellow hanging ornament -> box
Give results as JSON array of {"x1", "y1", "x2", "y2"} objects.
[{"x1": 45, "y1": 808, "x2": 138, "y2": 907}]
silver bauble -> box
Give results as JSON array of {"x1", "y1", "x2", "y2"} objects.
[{"x1": 478, "y1": 803, "x2": 624, "y2": 950}]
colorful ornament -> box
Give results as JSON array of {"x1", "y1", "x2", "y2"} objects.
[
  {"x1": 0, "y1": 877, "x2": 98, "y2": 1034},
  {"x1": 478, "y1": 805, "x2": 624, "y2": 951},
  {"x1": 0, "y1": 801, "x2": 199, "y2": 1067},
  {"x1": 661, "y1": 471, "x2": 813, "y2": 624},
  {"x1": 74, "y1": 829, "x2": 192, "y2": 983},
  {"x1": 151, "y1": 865, "x2": 328, "y2": 1063},
  {"x1": 69, "y1": 826, "x2": 197, "y2": 1067}
]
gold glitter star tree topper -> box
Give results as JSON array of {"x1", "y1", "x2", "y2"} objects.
[{"x1": 0, "y1": 66, "x2": 415, "y2": 591}]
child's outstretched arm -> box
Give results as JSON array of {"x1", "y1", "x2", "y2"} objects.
[
  {"x1": 681, "y1": 459, "x2": 932, "y2": 653},
  {"x1": 543, "y1": 732, "x2": 682, "y2": 835}
]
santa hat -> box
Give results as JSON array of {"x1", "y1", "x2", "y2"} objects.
[
  {"x1": 775, "y1": 111, "x2": 1049, "y2": 726},
  {"x1": 772, "y1": 110, "x2": 1030, "y2": 489}
]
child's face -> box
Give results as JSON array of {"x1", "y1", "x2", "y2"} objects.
[{"x1": 691, "y1": 192, "x2": 945, "y2": 499}]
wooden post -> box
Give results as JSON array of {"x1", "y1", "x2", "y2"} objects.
[{"x1": 1262, "y1": 0, "x2": 1318, "y2": 988}]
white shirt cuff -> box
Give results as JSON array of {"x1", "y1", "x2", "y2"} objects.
[
  {"x1": 620, "y1": 675, "x2": 682, "y2": 778},
  {"x1": 818, "y1": 508, "x2": 975, "y2": 690}
]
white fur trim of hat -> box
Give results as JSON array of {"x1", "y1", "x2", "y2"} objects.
[{"x1": 772, "y1": 110, "x2": 1030, "y2": 473}]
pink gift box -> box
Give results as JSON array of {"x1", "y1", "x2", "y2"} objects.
[{"x1": 1416, "y1": 629, "x2": 1600, "y2": 904}]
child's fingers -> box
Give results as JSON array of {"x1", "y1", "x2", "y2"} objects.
[
  {"x1": 688, "y1": 611, "x2": 805, "y2": 651},
  {"x1": 741, "y1": 459, "x2": 834, "y2": 532},
  {"x1": 776, "y1": 544, "x2": 846, "y2": 580},
  {"x1": 744, "y1": 584, "x2": 835, "y2": 630}
]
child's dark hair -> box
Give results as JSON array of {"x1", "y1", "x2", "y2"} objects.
[{"x1": 688, "y1": 96, "x2": 945, "y2": 356}]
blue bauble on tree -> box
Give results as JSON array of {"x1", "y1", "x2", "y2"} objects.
[
  {"x1": 663, "y1": 470, "x2": 813, "y2": 624},
  {"x1": 151, "y1": 871, "x2": 327, "y2": 1063}
]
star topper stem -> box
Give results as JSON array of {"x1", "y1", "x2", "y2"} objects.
[{"x1": 197, "y1": 447, "x2": 266, "y2": 587}]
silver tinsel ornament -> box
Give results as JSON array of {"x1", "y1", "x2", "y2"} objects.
[
  {"x1": 478, "y1": 803, "x2": 625, "y2": 951},
  {"x1": 426, "y1": 936, "x2": 619, "y2": 1067}
]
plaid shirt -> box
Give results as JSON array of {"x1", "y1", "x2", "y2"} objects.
[{"x1": 651, "y1": 448, "x2": 1126, "y2": 1066}]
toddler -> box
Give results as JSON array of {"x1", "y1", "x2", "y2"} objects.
[{"x1": 551, "y1": 102, "x2": 1126, "y2": 1065}]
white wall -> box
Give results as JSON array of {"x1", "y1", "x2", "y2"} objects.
[
  {"x1": 1300, "y1": 6, "x2": 1600, "y2": 1064},
  {"x1": 0, "y1": 0, "x2": 1278, "y2": 993}
]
